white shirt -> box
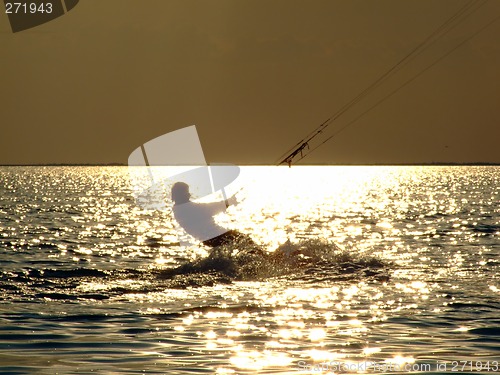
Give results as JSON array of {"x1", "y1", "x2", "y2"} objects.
[{"x1": 173, "y1": 200, "x2": 228, "y2": 242}]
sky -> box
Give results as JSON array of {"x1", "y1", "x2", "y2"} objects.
[{"x1": 1, "y1": 0, "x2": 499, "y2": 165}]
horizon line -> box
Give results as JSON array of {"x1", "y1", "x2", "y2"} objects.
[{"x1": 0, "y1": 162, "x2": 499, "y2": 167}]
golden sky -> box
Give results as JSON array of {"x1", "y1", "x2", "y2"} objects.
[{"x1": 1, "y1": 0, "x2": 499, "y2": 164}]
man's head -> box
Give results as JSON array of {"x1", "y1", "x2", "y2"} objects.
[{"x1": 171, "y1": 182, "x2": 191, "y2": 204}]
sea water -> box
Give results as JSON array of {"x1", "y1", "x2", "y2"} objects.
[{"x1": 0, "y1": 166, "x2": 498, "y2": 374}]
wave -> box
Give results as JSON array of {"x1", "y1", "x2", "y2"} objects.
[
  {"x1": 0, "y1": 240, "x2": 391, "y2": 300},
  {"x1": 157, "y1": 239, "x2": 390, "y2": 287},
  {"x1": 468, "y1": 223, "x2": 500, "y2": 235}
]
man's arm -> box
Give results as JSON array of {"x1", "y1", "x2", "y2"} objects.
[
  {"x1": 204, "y1": 200, "x2": 228, "y2": 215},
  {"x1": 204, "y1": 191, "x2": 240, "y2": 213}
]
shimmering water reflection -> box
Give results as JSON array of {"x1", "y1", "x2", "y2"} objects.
[{"x1": 0, "y1": 166, "x2": 499, "y2": 374}]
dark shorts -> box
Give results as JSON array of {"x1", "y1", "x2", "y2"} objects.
[{"x1": 202, "y1": 230, "x2": 256, "y2": 248}]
